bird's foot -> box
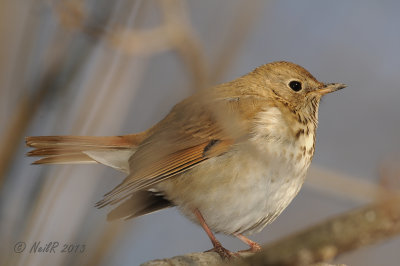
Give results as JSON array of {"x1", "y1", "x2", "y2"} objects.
[
  {"x1": 235, "y1": 233, "x2": 262, "y2": 253},
  {"x1": 205, "y1": 243, "x2": 239, "y2": 260},
  {"x1": 237, "y1": 241, "x2": 262, "y2": 253}
]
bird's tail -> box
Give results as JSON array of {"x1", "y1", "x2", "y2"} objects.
[{"x1": 26, "y1": 134, "x2": 146, "y2": 173}]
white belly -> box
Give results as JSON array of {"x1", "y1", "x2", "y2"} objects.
[{"x1": 155, "y1": 141, "x2": 309, "y2": 235}]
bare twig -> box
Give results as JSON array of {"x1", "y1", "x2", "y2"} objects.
[
  {"x1": 55, "y1": 0, "x2": 208, "y2": 91},
  {"x1": 141, "y1": 253, "x2": 345, "y2": 266},
  {"x1": 141, "y1": 197, "x2": 400, "y2": 266},
  {"x1": 306, "y1": 166, "x2": 397, "y2": 203},
  {"x1": 237, "y1": 196, "x2": 400, "y2": 266}
]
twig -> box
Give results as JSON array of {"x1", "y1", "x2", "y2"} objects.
[
  {"x1": 237, "y1": 196, "x2": 400, "y2": 266},
  {"x1": 306, "y1": 166, "x2": 397, "y2": 203},
  {"x1": 141, "y1": 197, "x2": 400, "y2": 266},
  {"x1": 55, "y1": 0, "x2": 208, "y2": 91}
]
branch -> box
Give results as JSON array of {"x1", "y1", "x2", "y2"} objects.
[
  {"x1": 141, "y1": 252, "x2": 227, "y2": 266},
  {"x1": 141, "y1": 252, "x2": 345, "y2": 266},
  {"x1": 141, "y1": 196, "x2": 400, "y2": 266},
  {"x1": 237, "y1": 196, "x2": 400, "y2": 266}
]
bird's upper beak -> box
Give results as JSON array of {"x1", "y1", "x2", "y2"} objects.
[{"x1": 316, "y1": 83, "x2": 347, "y2": 96}]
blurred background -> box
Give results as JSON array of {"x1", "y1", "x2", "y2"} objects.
[{"x1": 1, "y1": 0, "x2": 400, "y2": 265}]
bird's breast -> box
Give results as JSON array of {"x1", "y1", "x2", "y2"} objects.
[
  {"x1": 251, "y1": 107, "x2": 316, "y2": 174},
  {"x1": 155, "y1": 107, "x2": 316, "y2": 235}
]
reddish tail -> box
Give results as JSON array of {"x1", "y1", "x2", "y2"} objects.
[{"x1": 26, "y1": 134, "x2": 146, "y2": 172}]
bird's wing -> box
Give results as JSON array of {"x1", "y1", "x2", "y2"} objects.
[{"x1": 96, "y1": 93, "x2": 268, "y2": 207}]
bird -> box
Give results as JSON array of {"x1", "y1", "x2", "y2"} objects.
[{"x1": 26, "y1": 61, "x2": 345, "y2": 259}]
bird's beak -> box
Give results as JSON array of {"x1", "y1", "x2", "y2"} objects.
[{"x1": 316, "y1": 83, "x2": 347, "y2": 96}]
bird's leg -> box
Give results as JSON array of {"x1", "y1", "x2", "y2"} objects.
[
  {"x1": 193, "y1": 208, "x2": 236, "y2": 260},
  {"x1": 235, "y1": 233, "x2": 262, "y2": 253}
]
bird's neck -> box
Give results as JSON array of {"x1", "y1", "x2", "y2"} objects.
[
  {"x1": 288, "y1": 102, "x2": 319, "y2": 161},
  {"x1": 251, "y1": 106, "x2": 317, "y2": 169}
]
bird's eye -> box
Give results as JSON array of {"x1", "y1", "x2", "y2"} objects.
[{"x1": 289, "y1": 81, "x2": 302, "y2": 92}]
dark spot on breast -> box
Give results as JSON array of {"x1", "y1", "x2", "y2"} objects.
[
  {"x1": 306, "y1": 127, "x2": 310, "y2": 135},
  {"x1": 297, "y1": 114, "x2": 303, "y2": 124},
  {"x1": 301, "y1": 146, "x2": 306, "y2": 156},
  {"x1": 295, "y1": 129, "x2": 304, "y2": 139}
]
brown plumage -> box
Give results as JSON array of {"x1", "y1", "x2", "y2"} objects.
[{"x1": 26, "y1": 61, "x2": 345, "y2": 259}]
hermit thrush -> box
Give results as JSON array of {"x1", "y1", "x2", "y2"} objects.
[{"x1": 26, "y1": 61, "x2": 345, "y2": 259}]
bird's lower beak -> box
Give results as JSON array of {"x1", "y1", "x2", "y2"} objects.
[{"x1": 317, "y1": 83, "x2": 347, "y2": 95}]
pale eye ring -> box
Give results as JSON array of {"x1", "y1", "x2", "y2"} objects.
[{"x1": 289, "y1": 80, "x2": 302, "y2": 92}]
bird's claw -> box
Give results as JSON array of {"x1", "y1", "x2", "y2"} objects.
[{"x1": 205, "y1": 243, "x2": 239, "y2": 260}]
